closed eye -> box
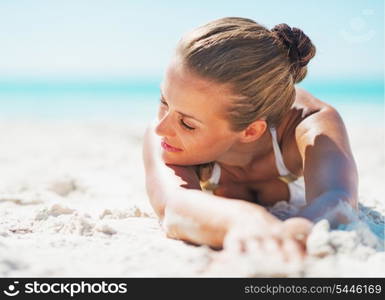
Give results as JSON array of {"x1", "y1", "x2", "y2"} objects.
[
  {"x1": 179, "y1": 119, "x2": 195, "y2": 130},
  {"x1": 160, "y1": 98, "x2": 195, "y2": 131}
]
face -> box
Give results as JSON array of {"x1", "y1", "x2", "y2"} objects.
[{"x1": 155, "y1": 57, "x2": 241, "y2": 166}]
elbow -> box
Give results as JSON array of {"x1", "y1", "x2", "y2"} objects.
[
  {"x1": 147, "y1": 197, "x2": 173, "y2": 238},
  {"x1": 144, "y1": 170, "x2": 180, "y2": 221},
  {"x1": 299, "y1": 189, "x2": 359, "y2": 229},
  {"x1": 144, "y1": 176, "x2": 167, "y2": 221},
  {"x1": 337, "y1": 188, "x2": 358, "y2": 213},
  {"x1": 146, "y1": 192, "x2": 173, "y2": 238},
  {"x1": 161, "y1": 205, "x2": 180, "y2": 239},
  {"x1": 144, "y1": 180, "x2": 181, "y2": 235},
  {"x1": 323, "y1": 190, "x2": 359, "y2": 229},
  {"x1": 160, "y1": 194, "x2": 206, "y2": 244}
]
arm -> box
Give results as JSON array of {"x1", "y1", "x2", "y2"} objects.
[
  {"x1": 163, "y1": 188, "x2": 280, "y2": 249},
  {"x1": 142, "y1": 119, "x2": 282, "y2": 249},
  {"x1": 142, "y1": 118, "x2": 202, "y2": 219},
  {"x1": 294, "y1": 105, "x2": 359, "y2": 228},
  {"x1": 297, "y1": 190, "x2": 358, "y2": 228}
]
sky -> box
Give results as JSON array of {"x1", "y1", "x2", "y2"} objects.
[{"x1": 0, "y1": 0, "x2": 383, "y2": 81}]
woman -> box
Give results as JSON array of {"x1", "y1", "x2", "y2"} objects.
[{"x1": 142, "y1": 17, "x2": 358, "y2": 261}]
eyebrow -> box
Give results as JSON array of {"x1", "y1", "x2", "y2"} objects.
[{"x1": 160, "y1": 92, "x2": 203, "y2": 124}]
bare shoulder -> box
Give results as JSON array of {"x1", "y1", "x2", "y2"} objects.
[
  {"x1": 280, "y1": 86, "x2": 350, "y2": 176},
  {"x1": 283, "y1": 86, "x2": 341, "y2": 132},
  {"x1": 294, "y1": 86, "x2": 333, "y2": 112},
  {"x1": 292, "y1": 87, "x2": 355, "y2": 167},
  {"x1": 290, "y1": 88, "x2": 358, "y2": 203},
  {"x1": 292, "y1": 86, "x2": 348, "y2": 137}
]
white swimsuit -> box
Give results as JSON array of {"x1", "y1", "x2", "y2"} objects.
[{"x1": 199, "y1": 126, "x2": 306, "y2": 208}]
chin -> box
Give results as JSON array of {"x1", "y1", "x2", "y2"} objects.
[{"x1": 161, "y1": 151, "x2": 208, "y2": 166}]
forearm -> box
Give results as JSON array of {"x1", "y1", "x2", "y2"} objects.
[
  {"x1": 296, "y1": 190, "x2": 358, "y2": 228},
  {"x1": 143, "y1": 120, "x2": 201, "y2": 219},
  {"x1": 162, "y1": 188, "x2": 280, "y2": 249}
]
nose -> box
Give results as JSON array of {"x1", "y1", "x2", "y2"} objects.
[{"x1": 154, "y1": 113, "x2": 175, "y2": 138}]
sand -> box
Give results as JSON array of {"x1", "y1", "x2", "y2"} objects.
[{"x1": 0, "y1": 119, "x2": 384, "y2": 277}]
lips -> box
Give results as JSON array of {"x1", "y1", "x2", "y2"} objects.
[{"x1": 161, "y1": 139, "x2": 183, "y2": 152}]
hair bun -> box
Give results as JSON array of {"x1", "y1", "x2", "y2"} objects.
[{"x1": 271, "y1": 23, "x2": 316, "y2": 83}]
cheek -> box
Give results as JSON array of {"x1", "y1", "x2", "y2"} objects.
[
  {"x1": 204, "y1": 136, "x2": 233, "y2": 154},
  {"x1": 161, "y1": 129, "x2": 235, "y2": 165},
  {"x1": 187, "y1": 133, "x2": 234, "y2": 160}
]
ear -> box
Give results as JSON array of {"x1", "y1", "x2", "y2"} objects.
[{"x1": 238, "y1": 120, "x2": 267, "y2": 143}]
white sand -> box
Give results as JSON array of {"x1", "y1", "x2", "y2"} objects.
[{"x1": 0, "y1": 119, "x2": 384, "y2": 277}]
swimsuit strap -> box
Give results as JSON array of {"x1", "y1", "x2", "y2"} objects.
[
  {"x1": 269, "y1": 126, "x2": 299, "y2": 183},
  {"x1": 211, "y1": 162, "x2": 221, "y2": 184}
]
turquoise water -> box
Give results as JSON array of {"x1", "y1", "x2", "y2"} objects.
[
  {"x1": 0, "y1": 78, "x2": 383, "y2": 126},
  {"x1": 0, "y1": 79, "x2": 162, "y2": 123},
  {"x1": 300, "y1": 79, "x2": 384, "y2": 127}
]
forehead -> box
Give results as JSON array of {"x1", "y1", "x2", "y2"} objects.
[{"x1": 161, "y1": 58, "x2": 233, "y2": 122}]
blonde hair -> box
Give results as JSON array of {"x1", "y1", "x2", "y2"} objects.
[{"x1": 176, "y1": 17, "x2": 316, "y2": 131}]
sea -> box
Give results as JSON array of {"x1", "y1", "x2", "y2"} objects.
[{"x1": 0, "y1": 78, "x2": 383, "y2": 127}]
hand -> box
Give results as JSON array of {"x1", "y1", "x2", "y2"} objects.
[
  {"x1": 281, "y1": 217, "x2": 314, "y2": 247},
  {"x1": 221, "y1": 215, "x2": 313, "y2": 263}
]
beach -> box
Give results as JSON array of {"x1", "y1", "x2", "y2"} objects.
[
  {"x1": 0, "y1": 116, "x2": 384, "y2": 277},
  {"x1": 0, "y1": 0, "x2": 383, "y2": 279}
]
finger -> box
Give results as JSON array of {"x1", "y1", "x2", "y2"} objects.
[
  {"x1": 244, "y1": 238, "x2": 262, "y2": 254},
  {"x1": 282, "y1": 238, "x2": 306, "y2": 263},
  {"x1": 283, "y1": 218, "x2": 313, "y2": 246},
  {"x1": 223, "y1": 233, "x2": 246, "y2": 255},
  {"x1": 260, "y1": 237, "x2": 286, "y2": 263},
  {"x1": 262, "y1": 237, "x2": 280, "y2": 254}
]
